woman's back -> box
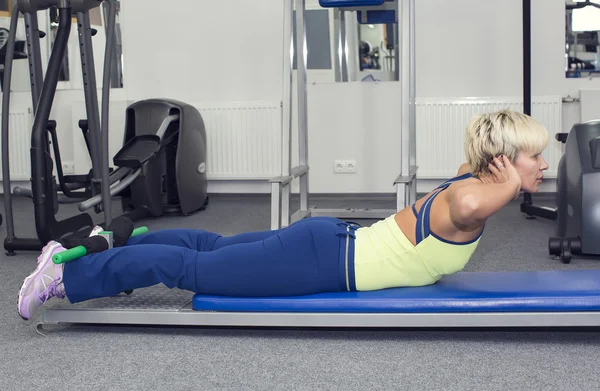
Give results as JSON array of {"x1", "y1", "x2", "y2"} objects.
[{"x1": 353, "y1": 172, "x2": 483, "y2": 291}]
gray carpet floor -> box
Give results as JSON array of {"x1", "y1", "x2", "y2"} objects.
[{"x1": 3, "y1": 193, "x2": 600, "y2": 391}]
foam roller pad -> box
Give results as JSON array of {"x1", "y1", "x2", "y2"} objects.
[{"x1": 193, "y1": 270, "x2": 600, "y2": 313}]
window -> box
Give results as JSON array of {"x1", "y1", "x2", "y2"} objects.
[{"x1": 0, "y1": 0, "x2": 14, "y2": 16}]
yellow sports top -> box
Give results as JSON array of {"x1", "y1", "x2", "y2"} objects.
[{"x1": 353, "y1": 173, "x2": 482, "y2": 291}]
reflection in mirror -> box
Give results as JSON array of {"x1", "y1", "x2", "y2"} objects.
[
  {"x1": 566, "y1": 0, "x2": 600, "y2": 78},
  {"x1": 357, "y1": 23, "x2": 396, "y2": 81}
]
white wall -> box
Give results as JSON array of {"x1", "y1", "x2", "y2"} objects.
[
  {"x1": 416, "y1": 0, "x2": 523, "y2": 97},
  {"x1": 120, "y1": 0, "x2": 285, "y2": 104}
]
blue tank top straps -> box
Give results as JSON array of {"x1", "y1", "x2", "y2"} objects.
[{"x1": 411, "y1": 172, "x2": 475, "y2": 245}]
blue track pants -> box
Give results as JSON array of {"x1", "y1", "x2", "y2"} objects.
[{"x1": 62, "y1": 217, "x2": 358, "y2": 303}]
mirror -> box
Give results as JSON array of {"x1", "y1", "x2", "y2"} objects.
[
  {"x1": 48, "y1": 0, "x2": 124, "y2": 88},
  {"x1": 566, "y1": 0, "x2": 600, "y2": 77}
]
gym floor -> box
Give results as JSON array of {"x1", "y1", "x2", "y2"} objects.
[{"x1": 3, "y1": 193, "x2": 600, "y2": 390}]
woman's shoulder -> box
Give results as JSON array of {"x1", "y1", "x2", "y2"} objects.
[{"x1": 456, "y1": 163, "x2": 471, "y2": 176}]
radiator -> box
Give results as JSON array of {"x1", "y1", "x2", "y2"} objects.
[
  {"x1": 0, "y1": 107, "x2": 33, "y2": 181},
  {"x1": 195, "y1": 101, "x2": 282, "y2": 180},
  {"x1": 415, "y1": 96, "x2": 563, "y2": 178}
]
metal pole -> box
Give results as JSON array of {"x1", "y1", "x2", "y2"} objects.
[
  {"x1": 399, "y1": 0, "x2": 410, "y2": 206},
  {"x1": 334, "y1": 9, "x2": 349, "y2": 82},
  {"x1": 76, "y1": 11, "x2": 103, "y2": 206},
  {"x1": 284, "y1": 0, "x2": 294, "y2": 226},
  {"x1": 523, "y1": 0, "x2": 531, "y2": 116},
  {"x1": 523, "y1": 0, "x2": 532, "y2": 205},
  {"x1": 341, "y1": 10, "x2": 349, "y2": 82},
  {"x1": 296, "y1": 0, "x2": 309, "y2": 214},
  {"x1": 30, "y1": 7, "x2": 72, "y2": 243},
  {"x1": 2, "y1": 5, "x2": 21, "y2": 243},
  {"x1": 100, "y1": 0, "x2": 119, "y2": 226},
  {"x1": 283, "y1": 0, "x2": 293, "y2": 179},
  {"x1": 24, "y1": 12, "x2": 44, "y2": 112},
  {"x1": 334, "y1": 10, "x2": 342, "y2": 82},
  {"x1": 394, "y1": 19, "x2": 400, "y2": 81},
  {"x1": 409, "y1": 0, "x2": 417, "y2": 204}
]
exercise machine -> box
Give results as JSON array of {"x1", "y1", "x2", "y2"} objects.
[
  {"x1": 34, "y1": 0, "x2": 600, "y2": 331},
  {"x1": 548, "y1": 120, "x2": 600, "y2": 264},
  {"x1": 269, "y1": 0, "x2": 417, "y2": 230},
  {"x1": 2, "y1": 1, "x2": 208, "y2": 254}
]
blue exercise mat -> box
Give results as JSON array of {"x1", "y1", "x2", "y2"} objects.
[{"x1": 192, "y1": 270, "x2": 600, "y2": 313}]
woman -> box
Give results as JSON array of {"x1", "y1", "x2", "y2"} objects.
[{"x1": 17, "y1": 109, "x2": 549, "y2": 320}]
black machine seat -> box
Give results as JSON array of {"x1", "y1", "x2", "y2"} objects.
[
  {"x1": 113, "y1": 113, "x2": 179, "y2": 169},
  {"x1": 113, "y1": 135, "x2": 162, "y2": 168}
]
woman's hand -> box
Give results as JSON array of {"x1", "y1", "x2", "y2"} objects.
[{"x1": 488, "y1": 155, "x2": 521, "y2": 199}]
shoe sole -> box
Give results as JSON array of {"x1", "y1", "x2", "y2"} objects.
[{"x1": 17, "y1": 242, "x2": 62, "y2": 320}]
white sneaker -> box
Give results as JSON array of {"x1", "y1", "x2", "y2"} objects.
[
  {"x1": 17, "y1": 241, "x2": 67, "y2": 320},
  {"x1": 89, "y1": 225, "x2": 104, "y2": 237}
]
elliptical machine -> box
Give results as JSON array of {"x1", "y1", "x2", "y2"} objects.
[
  {"x1": 2, "y1": 0, "x2": 208, "y2": 255},
  {"x1": 548, "y1": 121, "x2": 600, "y2": 263}
]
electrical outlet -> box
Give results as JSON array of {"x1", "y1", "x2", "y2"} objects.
[
  {"x1": 62, "y1": 161, "x2": 75, "y2": 174},
  {"x1": 346, "y1": 160, "x2": 357, "y2": 173},
  {"x1": 334, "y1": 160, "x2": 357, "y2": 174}
]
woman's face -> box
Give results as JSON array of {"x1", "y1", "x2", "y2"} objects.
[{"x1": 513, "y1": 150, "x2": 549, "y2": 192}]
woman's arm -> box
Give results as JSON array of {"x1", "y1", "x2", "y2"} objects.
[
  {"x1": 448, "y1": 156, "x2": 521, "y2": 227},
  {"x1": 447, "y1": 181, "x2": 520, "y2": 227}
]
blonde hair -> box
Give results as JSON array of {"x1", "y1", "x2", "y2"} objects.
[{"x1": 464, "y1": 109, "x2": 549, "y2": 177}]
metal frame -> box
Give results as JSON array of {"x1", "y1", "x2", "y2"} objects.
[
  {"x1": 519, "y1": 0, "x2": 557, "y2": 221},
  {"x1": 39, "y1": 285, "x2": 600, "y2": 329},
  {"x1": 39, "y1": 310, "x2": 600, "y2": 329},
  {"x1": 38, "y1": 287, "x2": 600, "y2": 329},
  {"x1": 270, "y1": 0, "x2": 417, "y2": 230},
  {"x1": 333, "y1": 8, "x2": 349, "y2": 82}
]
